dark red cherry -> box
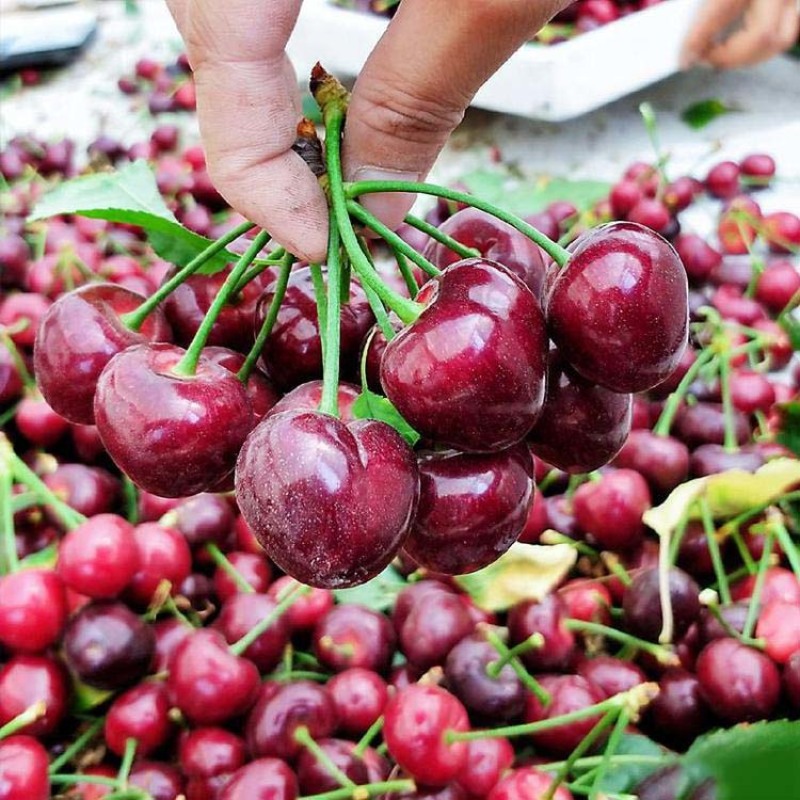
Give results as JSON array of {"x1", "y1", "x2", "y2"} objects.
[
  {"x1": 488, "y1": 766, "x2": 573, "y2": 800},
  {"x1": 0, "y1": 736, "x2": 50, "y2": 800},
  {"x1": 696, "y1": 638, "x2": 780, "y2": 722},
  {"x1": 527, "y1": 350, "x2": 632, "y2": 473},
  {"x1": 644, "y1": 668, "x2": 710, "y2": 749},
  {"x1": 219, "y1": 758, "x2": 298, "y2": 800},
  {"x1": 125, "y1": 521, "x2": 192, "y2": 607},
  {"x1": 297, "y1": 738, "x2": 369, "y2": 794},
  {"x1": 577, "y1": 655, "x2": 645, "y2": 699},
  {"x1": 546, "y1": 222, "x2": 688, "y2": 393},
  {"x1": 167, "y1": 629, "x2": 259, "y2": 725},
  {"x1": 257, "y1": 266, "x2": 374, "y2": 389},
  {"x1": 128, "y1": 761, "x2": 185, "y2": 800},
  {"x1": 267, "y1": 577, "x2": 334, "y2": 632},
  {"x1": 213, "y1": 552, "x2": 272, "y2": 602},
  {"x1": 94, "y1": 343, "x2": 253, "y2": 497},
  {"x1": 0, "y1": 568, "x2": 67, "y2": 654},
  {"x1": 384, "y1": 685, "x2": 469, "y2": 787},
  {"x1": 179, "y1": 726, "x2": 247, "y2": 779},
  {"x1": 705, "y1": 161, "x2": 740, "y2": 199},
  {"x1": 627, "y1": 198, "x2": 671, "y2": 233},
  {"x1": 612, "y1": 430, "x2": 689, "y2": 496},
  {"x1": 0, "y1": 343, "x2": 23, "y2": 406},
  {"x1": 610, "y1": 180, "x2": 643, "y2": 218},
  {"x1": 381, "y1": 258, "x2": 548, "y2": 453},
  {"x1": 403, "y1": 444, "x2": 533, "y2": 575},
  {"x1": 634, "y1": 766, "x2": 687, "y2": 800},
  {"x1": 697, "y1": 602, "x2": 749, "y2": 646},
  {"x1": 268, "y1": 379, "x2": 359, "y2": 421},
  {"x1": 457, "y1": 737, "x2": 515, "y2": 798},
  {"x1": 0, "y1": 655, "x2": 68, "y2": 737},
  {"x1": 422, "y1": 208, "x2": 547, "y2": 297},
  {"x1": 42, "y1": 463, "x2": 119, "y2": 520},
  {"x1": 673, "y1": 234, "x2": 722, "y2": 284},
  {"x1": 623, "y1": 567, "x2": 700, "y2": 642},
  {"x1": 559, "y1": 579, "x2": 612, "y2": 626},
  {"x1": 160, "y1": 493, "x2": 235, "y2": 549},
  {"x1": 0, "y1": 292, "x2": 51, "y2": 348},
  {"x1": 104, "y1": 682, "x2": 173, "y2": 757},
  {"x1": 312, "y1": 604, "x2": 396, "y2": 673},
  {"x1": 235, "y1": 410, "x2": 419, "y2": 589},
  {"x1": 784, "y1": 652, "x2": 800, "y2": 710},
  {"x1": 740, "y1": 153, "x2": 775, "y2": 185},
  {"x1": 327, "y1": 668, "x2": 388, "y2": 735},
  {"x1": 33, "y1": 284, "x2": 170, "y2": 424},
  {"x1": 507, "y1": 594, "x2": 576, "y2": 672},
  {"x1": 153, "y1": 619, "x2": 193, "y2": 673},
  {"x1": 15, "y1": 393, "x2": 69, "y2": 447},
  {"x1": 689, "y1": 443, "x2": 764, "y2": 478},
  {"x1": 673, "y1": 402, "x2": 750, "y2": 449}
]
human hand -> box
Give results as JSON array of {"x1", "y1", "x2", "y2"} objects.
[
  {"x1": 165, "y1": 0, "x2": 570, "y2": 262},
  {"x1": 681, "y1": 0, "x2": 799, "y2": 70}
]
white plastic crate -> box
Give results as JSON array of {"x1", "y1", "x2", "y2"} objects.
[{"x1": 287, "y1": 0, "x2": 704, "y2": 121}]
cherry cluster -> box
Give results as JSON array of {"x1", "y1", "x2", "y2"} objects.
[{"x1": 117, "y1": 55, "x2": 197, "y2": 116}]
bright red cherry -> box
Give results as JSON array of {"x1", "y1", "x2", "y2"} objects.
[
  {"x1": 488, "y1": 767, "x2": 574, "y2": 800},
  {"x1": 0, "y1": 736, "x2": 50, "y2": 800},
  {"x1": 0, "y1": 568, "x2": 67, "y2": 654}
]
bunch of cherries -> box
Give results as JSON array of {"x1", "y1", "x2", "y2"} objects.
[{"x1": 1, "y1": 61, "x2": 799, "y2": 800}]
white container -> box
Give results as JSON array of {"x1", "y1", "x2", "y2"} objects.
[{"x1": 288, "y1": 0, "x2": 704, "y2": 121}]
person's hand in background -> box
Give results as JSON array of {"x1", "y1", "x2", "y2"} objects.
[
  {"x1": 682, "y1": 0, "x2": 799, "y2": 70},
  {"x1": 165, "y1": 0, "x2": 570, "y2": 262}
]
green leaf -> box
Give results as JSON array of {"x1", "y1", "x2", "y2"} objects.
[
  {"x1": 334, "y1": 566, "x2": 406, "y2": 611},
  {"x1": 682, "y1": 720, "x2": 800, "y2": 800},
  {"x1": 681, "y1": 98, "x2": 735, "y2": 130},
  {"x1": 594, "y1": 734, "x2": 670, "y2": 794},
  {"x1": 71, "y1": 678, "x2": 113, "y2": 713},
  {"x1": 454, "y1": 543, "x2": 577, "y2": 611},
  {"x1": 351, "y1": 390, "x2": 420, "y2": 447},
  {"x1": 459, "y1": 169, "x2": 611, "y2": 217},
  {"x1": 28, "y1": 161, "x2": 237, "y2": 274},
  {"x1": 776, "y1": 402, "x2": 800, "y2": 458}
]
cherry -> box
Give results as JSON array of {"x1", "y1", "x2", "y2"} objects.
[
  {"x1": 269, "y1": 379, "x2": 360, "y2": 421},
  {"x1": 763, "y1": 211, "x2": 800, "y2": 254},
  {"x1": 34, "y1": 283, "x2": 171, "y2": 424},
  {"x1": 0, "y1": 655, "x2": 68, "y2": 737},
  {"x1": 784, "y1": 652, "x2": 800, "y2": 710},
  {"x1": 0, "y1": 568, "x2": 67, "y2": 654},
  {"x1": 0, "y1": 292, "x2": 51, "y2": 349},
  {"x1": 488, "y1": 766, "x2": 573, "y2": 800},
  {"x1": 444, "y1": 631, "x2": 526, "y2": 722},
  {"x1": 404, "y1": 444, "x2": 533, "y2": 575},
  {"x1": 94, "y1": 343, "x2": 253, "y2": 497},
  {"x1": 167, "y1": 628, "x2": 259, "y2": 726},
  {"x1": 42, "y1": 463, "x2": 119, "y2": 520},
  {"x1": 623, "y1": 567, "x2": 700, "y2": 642},
  {"x1": 612, "y1": 431, "x2": 689, "y2": 496},
  {"x1": 246, "y1": 680, "x2": 337, "y2": 759},
  {"x1": 573, "y1": 469, "x2": 650, "y2": 551},
  {"x1": 696, "y1": 638, "x2": 780, "y2": 722},
  {"x1": 609, "y1": 180, "x2": 643, "y2": 218},
  {"x1": 644, "y1": 668, "x2": 710, "y2": 749},
  {"x1": 507, "y1": 594, "x2": 576, "y2": 672},
  {"x1": 127, "y1": 522, "x2": 193, "y2": 607},
  {"x1": 381, "y1": 258, "x2": 547, "y2": 453},
  {"x1": 731, "y1": 567, "x2": 800, "y2": 606},
  {"x1": 546, "y1": 222, "x2": 688, "y2": 393},
  {"x1": 313, "y1": 604, "x2": 396, "y2": 673},
  {"x1": 518, "y1": 485, "x2": 549, "y2": 544},
  {"x1": 162, "y1": 492, "x2": 235, "y2": 549},
  {"x1": 627, "y1": 198, "x2": 671, "y2": 234},
  {"x1": 559, "y1": 579, "x2": 612, "y2": 625},
  {"x1": 384, "y1": 685, "x2": 469, "y2": 786},
  {"x1": 673, "y1": 234, "x2": 722, "y2": 284},
  {"x1": 710, "y1": 284, "x2": 766, "y2": 325},
  {"x1": 755, "y1": 599, "x2": 800, "y2": 665},
  {"x1": 729, "y1": 370, "x2": 775, "y2": 415},
  {"x1": 15, "y1": 393, "x2": 70, "y2": 447},
  {"x1": 525, "y1": 675, "x2": 605, "y2": 756},
  {"x1": 236, "y1": 410, "x2": 419, "y2": 588},
  {"x1": 673, "y1": 402, "x2": 750, "y2": 449},
  {"x1": 63, "y1": 600, "x2": 155, "y2": 690},
  {"x1": 0, "y1": 343, "x2": 23, "y2": 406},
  {"x1": 696, "y1": 602, "x2": 748, "y2": 646},
  {"x1": 457, "y1": 737, "x2": 515, "y2": 798},
  {"x1": 327, "y1": 668, "x2": 388, "y2": 734},
  {"x1": 297, "y1": 738, "x2": 369, "y2": 794},
  {"x1": 705, "y1": 161, "x2": 740, "y2": 199},
  {"x1": 635, "y1": 766, "x2": 688, "y2": 800},
  {"x1": 213, "y1": 552, "x2": 272, "y2": 602},
  {"x1": 179, "y1": 727, "x2": 246, "y2": 779},
  {"x1": 267, "y1": 577, "x2": 334, "y2": 632},
  {"x1": 663, "y1": 176, "x2": 698, "y2": 213},
  {"x1": 689, "y1": 444, "x2": 764, "y2": 477},
  {"x1": 740, "y1": 153, "x2": 776, "y2": 185},
  {"x1": 0, "y1": 736, "x2": 50, "y2": 800},
  {"x1": 215, "y1": 593, "x2": 289, "y2": 673},
  {"x1": 128, "y1": 761, "x2": 185, "y2": 800},
  {"x1": 153, "y1": 618, "x2": 193, "y2": 673},
  {"x1": 755, "y1": 260, "x2": 800, "y2": 312},
  {"x1": 676, "y1": 521, "x2": 721, "y2": 578},
  {"x1": 577, "y1": 656, "x2": 646, "y2": 699},
  {"x1": 257, "y1": 265, "x2": 374, "y2": 389},
  {"x1": 104, "y1": 682, "x2": 172, "y2": 757},
  {"x1": 548, "y1": 201, "x2": 580, "y2": 228},
  {"x1": 65, "y1": 764, "x2": 117, "y2": 800},
  {"x1": 219, "y1": 758, "x2": 298, "y2": 800},
  {"x1": 422, "y1": 208, "x2": 547, "y2": 297},
  {"x1": 527, "y1": 350, "x2": 632, "y2": 473}
]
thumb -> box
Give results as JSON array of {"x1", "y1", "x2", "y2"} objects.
[{"x1": 343, "y1": 0, "x2": 567, "y2": 228}]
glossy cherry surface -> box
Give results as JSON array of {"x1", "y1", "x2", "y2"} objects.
[
  {"x1": 327, "y1": 668, "x2": 388, "y2": 734},
  {"x1": 268, "y1": 379, "x2": 360, "y2": 421},
  {"x1": 0, "y1": 735, "x2": 50, "y2": 800},
  {"x1": 0, "y1": 568, "x2": 67, "y2": 654},
  {"x1": 104, "y1": 682, "x2": 172, "y2": 757},
  {"x1": 612, "y1": 430, "x2": 690, "y2": 496},
  {"x1": 0, "y1": 655, "x2": 68, "y2": 737},
  {"x1": 219, "y1": 758, "x2": 298, "y2": 800},
  {"x1": 312, "y1": 603, "x2": 396, "y2": 673},
  {"x1": 507, "y1": 594, "x2": 576, "y2": 672},
  {"x1": 297, "y1": 738, "x2": 369, "y2": 794},
  {"x1": 488, "y1": 767, "x2": 574, "y2": 800},
  {"x1": 457, "y1": 738, "x2": 515, "y2": 798},
  {"x1": 623, "y1": 567, "x2": 700, "y2": 642}
]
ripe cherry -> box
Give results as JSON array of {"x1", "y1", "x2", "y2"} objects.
[
  {"x1": 612, "y1": 430, "x2": 689, "y2": 496},
  {"x1": 457, "y1": 737, "x2": 515, "y2": 798},
  {"x1": 507, "y1": 594, "x2": 576, "y2": 672},
  {"x1": 104, "y1": 682, "x2": 173, "y2": 757},
  {"x1": 126, "y1": 522, "x2": 192, "y2": 607},
  {"x1": 313, "y1": 603, "x2": 396, "y2": 673},
  {"x1": 488, "y1": 767, "x2": 573, "y2": 800},
  {"x1": 297, "y1": 739, "x2": 369, "y2": 794},
  {"x1": 219, "y1": 758, "x2": 298, "y2": 800},
  {"x1": 0, "y1": 568, "x2": 67, "y2": 654},
  {"x1": 0, "y1": 735, "x2": 50, "y2": 800},
  {"x1": 577, "y1": 655, "x2": 645, "y2": 699},
  {"x1": 0, "y1": 655, "x2": 68, "y2": 737},
  {"x1": 327, "y1": 668, "x2": 388, "y2": 734},
  {"x1": 623, "y1": 567, "x2": 700, "y2": 642},
  {"x1": 755, "y1": 599, "x2": 800, "y2": 665}
]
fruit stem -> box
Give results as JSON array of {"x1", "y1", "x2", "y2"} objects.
[
  {"x1": 394, "y1": 252, "x2": 419, "y2": 298},
  {"x1": 294, "y1": 725, "x2": 357, "y2": 788},
  {"x1": 0, "y1": 442, "x2": 17, "y2": 575},
  {"x1": 299, "y1": 779, "x2": 416, "y2": 800},
  {"x1": 232, "y1": 247, "x2": 287, "y2": 295},
  {"x1": 48, "y1": 717, "x2": 104, "y2": 774},
  {"x1": 309, "y1": 263, "x2": 329, "y2": 362},
  {"x1": 700, "y1": 498, "x2": 731, "y2": 605},
  {"x1": 49, "y1": 774, "x2": 124, "y2": 789},
  {"x1": 229, "y1": 582, "x2": 310, "y2": 656},
  {"x1": 718, "y1": 490, "x2": 800, "y2": 538},
  {"x1": 172, "y1": 230, "x2": 271, "y2": 377},
  {"x1": 652, "y1": 348, "x2": 716, "y2": 436},
  {"x1": 121, "y1": 476, "x2": 139, "y2": 525},
  {"x1": 204, "y1": 543, "x2": 255, "y2": 593},
  {"x1": 345, "y1": 181, "x2": 571, "y2": 268},
  {"x1": 0, "y1": 701, "x2": 45, "y2": 739},
  {"x1": 482, "y1": 628, "x2": 551, "y2": 704},
  {"x1": 356, "y1": 239, "x2": 398, "y2": 341},
  {"x1": 238, "y1": 253, "x2": 294, "y2": 383},
  {"x1": 346, "y1": 200, "x2": 440, "y2": 278},
  {"x1": 742, "y1": 530, "x2": 774, "y2": 640},
  {"x1": 638, "y1": 102, "x2": 669, "y2": 185},
  {"x1": 543, "y1": 754, "x2": 671, "y2": 774},
  {"x1": 771, "y1": 520, "x2": 800, "y2": 581},
  {"x1": 718, "y1": 353, "x2": 738, "y2": 452},
  {"x1": 404, "y1": 213, "x2": 480, "y2": 260},
  {"x1": 587, "y1": 709, "x2": 630, "y2": 800},
  {"x1": 319, "y1": 222, "x2": 344, "y2": 418},
  {"x1": 564, "y1": 619, "x2": 678, "y2": 666},
  {"x1": 117, "y1": 737, "x2": 137, "y2": 785},
  {"x1": 541, "y1": 530, "x2": 600, "y2": 558},
  {"x1": 353, "y1": 715, "x2": 384, "y2": 757},
  {"x1": 0, "y1": 331, "x2": 35, "y2": 389},
  {"x1": 656, "y1": 507, "x2": 676, "y2": 645},
  {"x1": 121, "y1": 221, "x2": 254, "y2": 331}
]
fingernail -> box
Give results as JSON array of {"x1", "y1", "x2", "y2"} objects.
[{"x1": 350, "y1": 167, "x2": 421, "y2": 228}]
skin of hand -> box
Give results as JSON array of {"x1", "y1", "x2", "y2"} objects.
[
  {"x1": 681, "y1": 0, "x2": 799, "y2": 70},
  {"x1": 165, "y1": 0, "x2": 570, "y2": 262}
]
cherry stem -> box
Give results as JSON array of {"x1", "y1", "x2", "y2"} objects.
[
  {"x1": 238, "y1": 253, "x2": 294, "y2": 383},
  {"x1": 320, "y1": 96, "x2": 422, "y2": 325},
  {"x1": 232, "y1": 247, "x2": 287, "y2": 295},
  {"x1": 394, "y1": 252, "x2": 419, "y2": 299},
  {"x1": 320, "y1": 223, "x2": 343, "y2": 418},
  {"x1": 117, "y1": 737, "x2": 137, "y2": 785},
  {"x1": 0, "y1": 331, "x2": 34, "y2": 389},
  {"x1": 356, "y1": 238, "x2": 398, "y2": 340},
  {"x1": 0, "y1": 444, "x2": 17, "y2": 575},
  {"x1": 299, "y1": 779, "x2": 416, "y2": 800},
  {"x1": 483, "y1": 629, "x2": 551, "y2": 705},
  {"x1": 652, "y1": 347, "x2": 716, "y2": 436},
  {"x1": 353, "y1": 715, "x2": 384, "y2": 757},
  {"x1": 0, "y1": 701, "x2": 45, "y2": 739},
  {"x1": 588, "y1": 709, "x2": 630, "y2": 799},
  {"x1": 2, "y1": 434, "x2": 85, "y2": 531},
  {"x1": 229, "y1": 582, "x2": 310, "y2": 656},
  {"x1": 345, "y1": 180, "x2": 571, "y2": 268},
  {"x1": 565, "y1": 619, "x2": 678, "y2": 666},
  {"x1": 657, "y1": 514, "x2": 676, "y2": 645},
  {"x1": 404, "y1": 213, "x2": 480, "y2": 260},
  {"x1": 309, "y1": 263, "x2": 329, "y2": 363},
  {"x1": 204, "y1": 543, "x2": 255, "y2": 593},
  {"x1": 719, "y1": 490, "x2": 800, "y2": 537},
  {"x1": 122, "y1": 221, "x2": 255, "y2": 331},
  {"x1": 718, "y1": 353, "x2": 738, "y2": 452},
  {"x1": 543, "y1": 754, "x2": 671, "y2": 773},
  {"x1": 294, "y1": 725, "x2": 357, "y2": 788},
  {"x1": 742, "y1": 530, "x2": 774, "y2": 640},
  {"x1": 48, "y1": 718, "x2": 104, "y2": 774},
  {"x1": 700, "y1": 498, "x2": 731, "y2": 605},
  {"x1": 771, "y1": 520, "x2": 800, "y2": 581},
  {"x1": 346, "y1": 200, "x2": 440, "y2": 279},
  {"x1": 50, "y1": 774, "x2": 124, "y2": 789},
  {"x1": 638, "y1": 102, "x2": 669, "y2": 185},
  {"x1": 172, "y1": 230, "x2": 271, "y2": 377},
  {"x1": 541, "y1": 531, "x2": 600, "y2": 558}
]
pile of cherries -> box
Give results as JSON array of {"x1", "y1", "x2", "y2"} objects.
[
  {"x1": 1, "y1": 60, "x2": 799, "y2": 800},
  {"x1": 116, "y1": 54, "x2": 197, "y2": 116}
]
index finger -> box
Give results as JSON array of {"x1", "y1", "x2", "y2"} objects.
[{"x1": 680, "y1": 0, "x2": 748, "y2": 67}]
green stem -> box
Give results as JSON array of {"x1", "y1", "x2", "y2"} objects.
[
  {"x1": 588, "y1": 710, "x2": 629, "y2": 799},
  {"x1": 638, "y1": 102, "x2": 669, "y2": 184},
  {"x1": 122, "y1": 221, "x2": 254, "y2": 330},
  {"x1": 700, "y1": 498, "x2": 731, "y2": 605},
  {"x1": 300, "y1": 779, "x2": 416, "y2": 800},
  {"x1": 173, "y1": 230, "x2": 270, "y2": 376},
  {"x1": 0, "y1": 332, "x2": 34, "y2": 388},
  {"x1": 346, "y1": 181, "x2": 571, "y2": 268},
  {"x1": 484, "y1": 628, "x2": 551, "y2": 704},
  {"x1": 319, "y1": 224, "x2": 343, "y2": 417},
  {"x1": 355, "y1": 237, "x2": 398, "y2": 340},
  {"x1": 294, "y1": 726, "x2": 356, "y2": 788},
  {"x1": 394, "y1": 252, "x2": 419, "y2": 298},
  {"x1": 347, "y1": 200, "x2": 440, "y2": 279},
  {"x1": 543, "y1": 754, "x2": 672, "y2": 774},
  {"x1": 0, "y1": 702, "x2": 45, "y2": 739},
  {"x1": 205, "y1": 543, "x2": 255, "y2": 593},
  {"x1": 404, "y1": 213, "x2": 479, "y2": 260},
  {"x1": 652, "y1": 348, "x2": 716, "y2": 436},
  {"x1": 48, "y1": 718, "x2": 104, "y2": 773},
  {"x1": 772, "y1": 521, "x2": 800, "y2": 581},
  {"x1": 238, "y1": 254, "x2": 293, "y2": 382},
  {"x1": 718, "y1": 354, "x2": 738, "y2": 452},
  {"x1": 353, "y1": 715, "x2": 384, "y2": 757},
  {"x1": 117, "y1": 738, "x2": 137, "y2": 785},
  {"x1": 728, "y1": 526, "x2": 757, "y2": 574},
  {"x1": 271, "y1": 670, "x2": 329, "y2": 682},
  {"x1": 50, "y1": 774, "x2": 123, "y2": 788},
  {"x1": 232, "y1": 247, "x2": 287, "y2": 294},
  {"x1": 742, "y1": 531, "x2": 774, "y2": 640},
  {"x1": 122, "y1": 476, "x2": 139, "y2": 525},
  {"x1": 0, "y1": 444, "x2": 17, "y2": 575},
  {"x1": 565, "y1": 619, "x2": 678, "y2": 666},
  {"x1": 309, "y1": 263, "x2": 329, "y2": 363},
  {"x1": 230, "y1": 583, "x2": 310, "y2": 656},
  {"x1": 719, "y1": 490, "x2": 800, "y2": 537}
]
